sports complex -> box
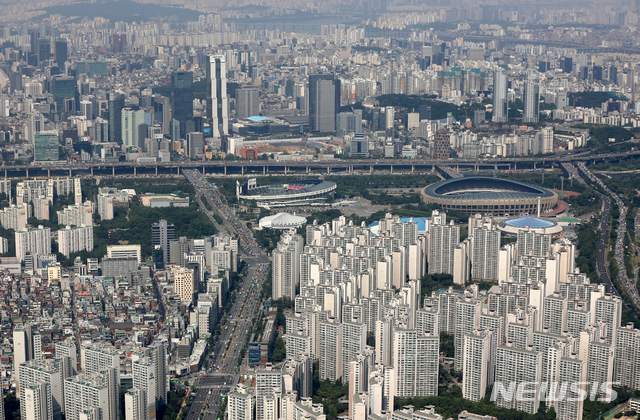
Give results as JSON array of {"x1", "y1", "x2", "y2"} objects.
[
  {"x1": 236, "y1": 178, "x2": 337, "y2": 208},
  {"x1": 422, "y1": 177, "x2": 558, "y2": 216}
]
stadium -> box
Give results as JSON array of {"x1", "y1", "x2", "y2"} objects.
[
  {"x1": 236, "y1": 178, "x2": 337, "y2": 208},
  {"x1": 422, "y1": 177, "x2": 558, "y2": 216}
]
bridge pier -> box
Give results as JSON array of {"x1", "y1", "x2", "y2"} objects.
[
  {"x1": 91, "y1": 167, "x2": 94, "y2": 176},
  {"x1": 534, "y1": 162, "x2": 536, "y2": 170},
  {"x1": 390, "y1": 165, "x2": 393, "y2": 174},
  {"x1": 155, "y1": 166, "x2": 158, "y2": 175},
  {"x1": 307, "y1": 166, "x2": 310, "y2": 174},
  {"x1": 112, "y1": 166, "x2": 115, "y2": 176},
  {"x1": 369, "y1": 165, "x2": 372, "y2": 174},
  {"x1": 3, "y1": 169, "x2": 6, "y2": 178},
  {"x1": 26, "y1": 168, "x2": 28, "y2": 178},
  {"x1": 411, "y1": 165, "x2": 414, "y2": 174},
  {"x1": 69, "y1": 168, "x2": 72, "y2": 177},
  {"x1": 241, "y1": 166, "x2": 244, "y2": 176},
  {"x1": 327, "y1": 166, "x2": 330, "y2": 175},
  {"x1": 134, "y1": 166, "x2": 137, "y2": 176},
  {"x1": 203, "y1": 166, "x2": 206, "y2": 176},
  {"x1": 177, "y1": 166, "x2": 180, "y2": 176},
  {"x1": 457, "y1": 164, "x2": 459, "y2": 172},
  {"x1": 284, "y1": 166, "x2": 287, "y2": 175},
  {"x1": 495, "y1": 164, "x2": 497, "y2": 172},
  {"x1": 224, "y1": 166, "x2": 227, "y2": 176},
  {"x1": 48, "y1": 169, "x2": 50, "y2": 177},
  {"x1": 263, "y1": 166, "x2": 266, "y2": 175},
  {"x1": 514, "y1": 162, "x2": 517, "y2": 170}
]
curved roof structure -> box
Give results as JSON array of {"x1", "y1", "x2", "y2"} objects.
[
  {"x1": 498, "y1": 216, "x2": 563, "y2": 235},
  {"x1": 259, "y1": 213, "x2": 307, "y2": 229},
  {"x1": 504, "y1": 216, "x2": 555, "y2": 229},
  {"x1": 422, "y1": 177, "x2": 558, "y2": 216},
  {"x1": 423, "y1": 177, "x2": 555, "y2": 202},
  {"x1": 238, "y1": 179, "x2": 337, "y2": 207}
]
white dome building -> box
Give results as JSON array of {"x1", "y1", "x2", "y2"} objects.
[{"x1": 259, "y1": 213, "x2": 307, "y2": 230}]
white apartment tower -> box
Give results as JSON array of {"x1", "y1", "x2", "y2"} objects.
[
  {"x1": 392, "y1": 327, "x2": 439, "y2": 397},
  {"x1": 428, "y1": 220, "x2": 459, "y2": 275},
  {"x1": 462, "y1": 329, "x2": 493, "y2": 402},
  {"x1": 471, "y1": 224, "x2": 500, "y2": 281},
  {"x1": 272, "y1": 230, "x2": 304, "y2": 301},
  {"x1": 228, "y1": 384, "x2": 253, "y2": 420},
  {"x1": 19, "y1": 359, "x2": 66, "y2": 420},
  {"x1": 125, "y1": 388, "x2": 147, "y2": 420}
]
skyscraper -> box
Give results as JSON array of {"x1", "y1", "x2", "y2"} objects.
[
  {"x1": 121, "y1": 108, "x2": 145, "y2": 148},
  {"x1": 51, "y1": 76, "x2": 75, "y2": 113},
  {"x1": 81, "y1": 344, "x2": 121, "y2": 419},
  {"x1": 319, "y1": 318, "x2": 343, "y2": 382},
  {"x1": 494, "y1": 343, "x2": 542, "y2": 414},
  {"x1": 523, "y1": 71, "x2": 540, "y2": 124},
  {"x1": 206, "y1": 55, "x2": 229, "y2": 138},
  {"x1": 308, "y1": 74, "x2": 340, "y2": 132},
  {"x1": 187, "y1": 132, "x2": 204, "y2": 158},
  {"x1": 109, "y1": 93, "x2": 125, "y2": 144},
  {"x1": 433, "y1": 130, "x2": 450, "y2": 159},
  {"x1": 227, "y1": 384, "x2": 253, "y2": 420},
  {"x1": 454, "y1": 296, "x2": 482, "y2": 371},
  {"x1": 34, "y1": 132, "x2": 59, "y2": 161},
  {"x1": 152, "y1": 220, "x2": 175, "y2": 267},
  {"x1": 492, "y1": 69, "x2": 508, "y2": 123},
  {"x1": 125, "y1": 389, "x2": 147, "y2": 420},
  {"x1": 54, "y1": 38, "x2": 67, "y2": 68},
  {"x1": 236, "y1": 87, "x2": 260, "y2": 119},
  {"x1": 171, "y1": 71, "x2": 194, "y2": 130}
]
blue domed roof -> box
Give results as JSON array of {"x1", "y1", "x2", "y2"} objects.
[{"x1": 505, "y1": 216, "x2": 555, "y2": 229}]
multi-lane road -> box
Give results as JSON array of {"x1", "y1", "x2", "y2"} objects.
[{"x1": 183, "y1": 169, "x2": 271, "y2": 420}]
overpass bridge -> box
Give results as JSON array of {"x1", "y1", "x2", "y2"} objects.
[{"x1": 2, "y1": 150, "x2": 638, "y2": 179}]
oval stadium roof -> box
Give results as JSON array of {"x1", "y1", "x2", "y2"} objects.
[{"x1": 423, "y1": 177, "x2": 555, "y2": 202}]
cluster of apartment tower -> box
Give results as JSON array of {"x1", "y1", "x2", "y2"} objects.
[
  {"x1": 12, "y1": 325, "x2": 167, "y2": 420},
  {"x1": 254, "y1": 212, "x2": 640, "y2": 420}
]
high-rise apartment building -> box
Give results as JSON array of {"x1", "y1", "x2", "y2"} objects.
[
  {"x1": 428, "y1": 219, "x2": 459, "y2": 275},
  {"x1": 81, "y1": 344, "x2": 121, "y2": 418},
  {"x1": 152, "y1": 219, "x2": 174, "y2": 266},
  {"x1": 454, "y1": 296, "x2": 482, "y2": 371},
  {"x1": 121, "y1": 108, "x2": 145, "y2": 148},
  {"x1": 19, "y1": 359, "x2": 67, "y2": 420},
  {"x1": 24, "y1": 382, "x2": 51, "y2": 420},
  {"x1": 471, "y1": 224, "x2": 500, "y2": 281},
  {"x1": 58, "y1": 225, "x2": 93, "y2": 258},
  {"x1": 255, "y1": 366, "x2": 282, "y2": 420},
  {"x1": 207, "y1": 55, "x2": 229, "y2": 138},
  {"x1": 319, "y1": 318, "x2": 343, "y2": 382},
  {"x1": 614, "y1": 323, "x2": 640, "y2": 389},
  {"x1": 227, "y1": 384, "x2": 253, "y2": 420},
  {"x1": 272, "y1": 231, "x2": 303, "y2": 301},
  {"x1": 15, "y1": 226, "x2": 51, "y2": 262},
  {"x1": 392, "y1": 327, "x2": 439, "y2": 397},
  {"x1": 494, "y1": 344, "x2": 542, "y2": 414},
  {"x1": 462, "y1": 329, "x2": 493, "y2": 402},
  {"x1": 341, "y1": 320, "x2": 366, "y2": 381},
  {"x1": 125, "y1": 388, "x2": 147, "y2": 420},
  {"x1": 594, "y1": 294, "x2": 622, "y2": 345},
  {"x1": 64, "y1": 370, "x2": 117, "y2": 420}
]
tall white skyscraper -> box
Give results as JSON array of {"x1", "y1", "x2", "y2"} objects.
[
  {"x1": 81, "y1": 344, "x2": 121, "y2": 418},
  {"x1": 15, "y1": 226, "x2": 51, "y2": 262},
  {"x1": 120, "y1": 108, "x2": 145, "y2": 148},
  {"x1": 255, "y1": 366, "x2": 282, "y2": 420},
  {"x1": 207, "y1": 55, "x2": 229, "y2": 138},
  {"x1": 554, "y1": 355, "x2": 586, "y2": 420},
  {"x1": 428, "y1": 220, "x2": 459, "y2": 275},
  {"x1": 594, "y1": 294, "x2": 622, "y2": 345},
  {"x1": 272, "y1": 231, "x2": 303, "y2": 301},
  {"x1": 227, "y1": 384, "x2": 253, "y2": 420},
  {"x1": 341, "y1": 320, "x2": 366, "y2": 382},
  {"x1": 24, "y1": 382, "x2": 51, "y2": 420},
  {"x1": 125, "y1": 388, "x2": 147, "y2": 420},
  {"x1": 471, "y1": 224, "x2": 500, "y2": 281},
  {"x1": 392, "y1": 327, "x2": 439, "y2": 397},
  {"x1": 494, "y1": 344, "x2": 542, "y2": 414},
  {"x1": 319, "y1": 318, "x2": 343, "y2": 382},
  {"x1": 454, "y1": 296, "x2": 481, "y2": 371},
  {"x1": 14, "y1": 324, "x2": 33, "y2": 387},
  {"x1": 65, "y1": 370, "x2": 117, "y2": 420},
  {"x1": 522, "y1": 71, "x2": 540, "y2": 123},
  {"x1": 462, "y1": 329, "x2": 493, "y2": 402},
  {"x1": 132, "y1": 359, "x2": 157, "y2": 420},
  {"x1": 493, "y1": 69, "x2": 508, "y2": 123},
  {"x1": 19, "y1": 359, "x2": 66, "y2": 420}
]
